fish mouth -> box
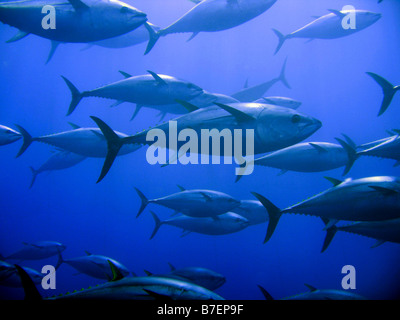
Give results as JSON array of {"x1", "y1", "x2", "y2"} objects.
[{"x1": 300, "y1": 118, "x2": 322, "y2": 137}]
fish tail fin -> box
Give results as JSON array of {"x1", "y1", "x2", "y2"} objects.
[
  {"x1": 149, "y1": 211, "x2": 162, "y2": 240},
  {"x1": 272, "y1": 29, "x2": 287, "y2": 55},
  {"x1": 320, "y1": 218, "x2": 338, "y2": 253},
  {"x1": 90, "y1": 116, "x2": 123, "y2": 183},
  {"x1": 144, "y1": 22, "x2": 160, "y2": 55},
  {"x1": 14, "y1": 124, "x2": 33, "y2": 158},
  {"x1": 366, "y1": 72, "x2": 398, "y2": 116},
  {"x1": 134, "y1": 187, "x2": 149, "y2": 218},
  {"x1": 29, "y1": 166, "x2": 38, "y2": 189},
  {"x1": 14, "y1": 264, "x2": 42, "y2": 301},
  {"x1": 251, "y1": 192, "x2": 282, "y2": 243},
  {"x1": 55, "y1": 252, "x2": 64, "y2": 270},
  {"x1": 61, "y1": 76, "x2": 83, "y2": 116},
  {"x1": 278, "y1": 57, "x2": 291, "y2": 89},
  {"x1": 335, "y1": 135, "x2": 358, "y2": 176}
]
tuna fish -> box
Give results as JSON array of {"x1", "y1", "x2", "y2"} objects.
[
  {"x1": 258, "y1": 284, "x2": 367, "y2": 300},
  {"x1": 15, "y1": 261, "x2": 225, "y2": 300},
  {"x1": 0, "y1": 125, "x2": 21, "y2": 146},
  {"x1": 145, "y1": 263, "x2": 226, "y2": 291},
  {"x1": 247, "y1": 139, "x2": 357, "y2": 177},
  {"x1": 0, "y1": 0, "x2": 148, "y2": 62},
  {"x1": 29, "y1": 150, "x2": 87, "y2": 188},
  {"x1": 14, "y1": 123, "x2": 141, "y2": 159},
  {"x1": 62, "y1": 70, "x2": 204, "y2": 116},
  {"x1": 231, "y1": 200, "x2": 268, "y2": 225},
  {"x1": 366, "y1": 72, "x2": 399, "y2": 116},
  {"x1": 150, "y1": 211, "x2": 250, "y2": 238},
  {"x1": 90, "y1": 101, "x2": 322, "y2": 182},
  {"x1": 273, "y1": 9, "x2": 381, "y2": 54},
  {"x1": 357, "y1": 133, "x2": 400, "y2": 165},
  {"x1": 252, "y1": 176, "x2": 400, "y2": 243},
  {"x1": 145, "y1": 0, "x2": 277, "y2": 54},
  {"x1": 0, "y1": 261, "x2": 43, "y2": 287},
  {"x1": 231, "y1": 59, "x2": 291, "y2": 102},
  {"x1": 134, "y1": 187, "x2": 241, "y2": 218},
  {"x1": 2, "y1": 241, "x2": 66, "y2": 261},
  {"x1": 321, "y1": 218, "x2": 400, "y2": 253},
  {"x1": 56, "y1": 251, "x2": 130, "y2": 280}
]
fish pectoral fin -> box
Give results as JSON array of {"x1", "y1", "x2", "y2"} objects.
[
  {"x1": 214, "y1": 102, "x2": 256, "y2": 123},
  {"x1": 186, "y1": 32, "x2": 199, "y2": 42},
  {"x1": 369, "y1": 185, "x2": 399, "y2": 196},
  {"x1": 327, "y1": 9, "x2": 346, "y2": 18},
  {"x1": 371, "y1": 239, "x2": 386, "y2": 248},
  {"x1": 142, "y1": 289, "x2": 174, "y2": 301},
  {"x1": 200, "y1": 192, "x2": 213, "y2": 202},
  {"x1": 6, "y1": 30, "x2": 29, "y2": 43},
  {"x1": 107, "y1": 260, "x2": 125, "y2": 282},
  {"x1": 67, "y1": 0, "x2": 90, "y2": 11},
  {"x1": 147, "y1": 70, "x2": 167, "y2": 86},
  {"x1": 304, "y1": 283, "x2": 317, "y2": 292},
  {"x1": 309, "y1": 143, "x2": 328, "y2": 153},
  {"x1": 175, "y1": 99, "x2": 200, "y2": 112}
]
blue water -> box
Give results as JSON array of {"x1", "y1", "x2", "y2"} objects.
[{"x1": 1, "y1": 0, "x2": 400, "y2": 300}]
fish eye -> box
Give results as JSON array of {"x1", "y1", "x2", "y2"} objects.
[
  {"x1": 120, "y1": 6, "x2": 130, "y2": 13},
  {"x1": 291, "y1": 114, "x2": 301, "y2": 123}
]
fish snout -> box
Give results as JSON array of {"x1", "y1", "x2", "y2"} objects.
[{"x1": 301, "y1": 117, "x2": 322, "y2": 136}]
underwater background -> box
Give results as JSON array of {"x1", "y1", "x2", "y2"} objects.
[{"x1": 1, "y1": 0, "x2": 400, "y2": 300}]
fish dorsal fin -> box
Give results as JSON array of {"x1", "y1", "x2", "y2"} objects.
[
  {"x1": 177, "y1": 185, "x2": 186, "y2": 192},
  {"x1": 119, "y1": 70, "x2": 132, "y2": 78},
  {"x1": 84, "y1": 251, "x2": 92, "y2": 256},
  {"x1": 369, "y1": 185, "x2": 399, "y2": 196},
  {"x1": 147, "y1": 70, "x2": 167, "y2": 86},
  {"x1": 214, "y1": 102, "x2": 255, "y2": 123},
  {"x1": 327, "y1": 9, "x2": 346, "y2": 18},
  {"x1": 309, "y1": 143, "x2": 328, "y2": 153},
  {"x1": 324, "y1": 176, "x2": 343, "y2": 187},
  {"x1": 304, "y1": 284, "x2": 317, "y2": 292},
  {"x1": 392, "y1": 129, "x2": 400, "y2": 136},
  {"x1": 68, "y1": 0, "x2": 90, "y2": 11},
  {"x1": 168, "y1": 262, "x2": 176, "y2": 271},
  {"x1": 68, "y1": 122, "x2": 81, "y2": 129},
  {"x1": 175, "y1": 99, "x2": 199, "y2": 112},
  {"x1": 143, "y1": 270, "x2": 153, "y2": 276},
  {"x1": 107, "y1": 260, "x2": 124, "y2": 282},
  {"x1": 200, "y1": 192, "x2": 212, "y2": 201}
]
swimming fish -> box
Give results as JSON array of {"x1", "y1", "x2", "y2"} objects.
[
  {"x1": 252, "y1": 176, "x2": 400, "y2": 243},
  {"x1": 29, "y1": 150, "x2": 87, "y2": 188},
  {"x1": 134, "y1": 187, "x2": 240, "y2": 219},
  {"x1": 149, "y1": 211, "x2": 250, "y2": 238},
  {"x1": 0, "y1": 0, "x2": 148, "y2": 62},
  {"x1": 273, "y1": 9, "x2": 381, "y2": 54},
  {"x1": 90, "y1": 101, "x2": 322, "y2": 182},
  {"x1": 0, "y1": 261, "x2": 42, "y2": 287},
  {"x1": 56, "y1": 251, "x2": 130, "y2": 280},
  {"x1": 321, "y1": 218, "x2": 400, "y2": 253},
  {"x1": 2, "y1": 241, "x2": 66, "y2": 261},
  {"x1": 62, "y1": 70, "x2": 203, "y2": 116},
  {"x1": 145, "y1": 0, "x2": 277, "y2": 54}
]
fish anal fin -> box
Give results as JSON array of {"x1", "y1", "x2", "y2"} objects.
[
  {"x1": 371, "y1": 239, "x2": 386, "y2": 248},
  {"x1": 6, "y1": 30, "x2": 29, "y2": 43}
]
